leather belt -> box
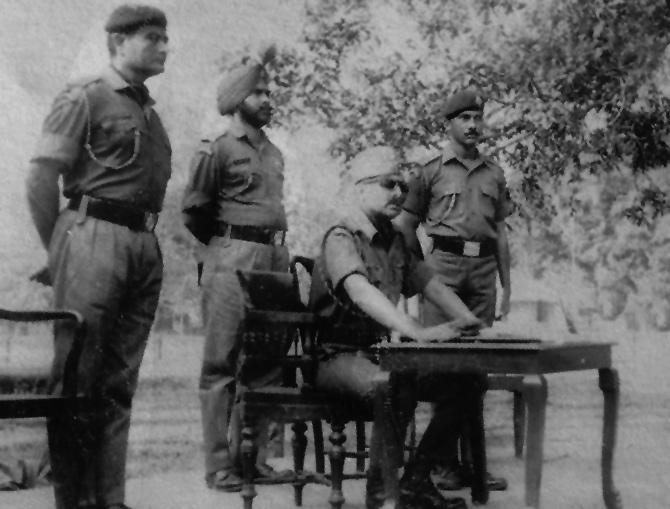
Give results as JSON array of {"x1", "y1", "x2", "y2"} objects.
[
  {"x1": 67, "y1": 195, "x2": 159, "y2": 232},
  {"x1": 215, "y1": 223, "x2": 286, "y2": 246},
  {"x1": 431, "y1": 236, "x2": 496, "y2": 258}
]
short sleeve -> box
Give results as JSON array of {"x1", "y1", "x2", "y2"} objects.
[
  {"x1": 30, "y1": 87, "x2": 88, "y2": 170},
  {"x1": 182, "y1": 142, "x2": 219, "y2": 212},
  {"x1": 402, "y1": 163, "x2": 430, "y2": 219},
  {"x1": 323, "y1": 227, "x2": 367, "y2": 291},
  {"x1": 495, "y1": 173, "x2": 514, "y2": 222}
]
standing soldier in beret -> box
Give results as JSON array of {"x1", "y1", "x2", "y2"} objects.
[
  {"x1": 395, "y1": 89, "x2": 512, "y2": 492},
  {"x1": 25, "y1": 4, "x2": 170, "y2": 509},
  {"x1": 181, "y1": 44, "x2": 291, "y2": 492}
]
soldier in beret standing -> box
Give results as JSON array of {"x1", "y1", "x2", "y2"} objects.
[
  {"x1": 181, "y1": 45, "x2": 291, "y2": 492},
  {"x1": 396, "y1": 89, "x2": 512, "y2": 492},
  {"x1": 25, "y1": 4, "x2": 171, "y2": 509}
]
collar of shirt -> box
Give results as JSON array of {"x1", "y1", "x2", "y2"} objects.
[
  {"x1": 100, "y1": 65, "x2": 155, "y2": 107},
  {"x1": 227, "y1": 115, "x2": 267, "y2": 148},
  {"x1": 442, "y1": 141, "x2": 487, "y2": 173}
]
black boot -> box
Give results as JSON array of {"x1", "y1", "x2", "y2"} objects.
[
  {"x1": 400, "y1": 462, "x2": 467, "y2": 509},
  {"x1": 366, "y1": 467, "x2": 387, "y2": 509}
]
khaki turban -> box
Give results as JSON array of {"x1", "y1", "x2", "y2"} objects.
[{"x1": 217, "y1": 44, "x2": 276, "y2": 116}]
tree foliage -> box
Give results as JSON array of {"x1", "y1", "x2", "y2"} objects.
[{"x1": 268, "y1": 0, "x2": 670, "y2": 327}]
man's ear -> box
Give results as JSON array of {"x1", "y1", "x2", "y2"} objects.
[{"x1": 110, "y1": 33, "x2": 126, "y2": 53}]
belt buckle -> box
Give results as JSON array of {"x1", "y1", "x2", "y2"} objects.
[
  {"x1": 463, "y1": 241, "x2": 480, "y2": 257},
  {"x1": 144, "y1": 212, "x2": 159, "y2": 232},
  {"x1": 272, "y1": 230, "x2": 285, "y2": 246}
]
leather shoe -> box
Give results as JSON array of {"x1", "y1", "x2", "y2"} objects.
[
  {"x1": 253, "y1": 462, "x2": 294, "y2": 480},
  {"x1": 365, "y1": 467, "x2": 386, "y2": 509},
  {"x1": 206, "y1": 470, "x2": 243, "y2": 492},
  {"x1": 433, "y1": 464, "x2": 507, "y2": 491},
  {"x1": 400, "y1": 472, "x2": 467, "y2": 509}
]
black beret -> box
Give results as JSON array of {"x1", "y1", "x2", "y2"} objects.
[
  {"x1": 105, "y1": 4, "x2": 167, "y2": 33},
  {"x1": 443, "y1": 89, "x2": 485, "y2": 120}
]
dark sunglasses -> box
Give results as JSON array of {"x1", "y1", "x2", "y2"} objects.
[{"x1": 357, "y1": 175, "x2": 409, "y2": 193}]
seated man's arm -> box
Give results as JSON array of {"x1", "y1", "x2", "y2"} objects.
[
  {"x1": 422, "y1": 278, "x2": 481, "y2": 329},
  {"x1": 343, "y1": 274, "x2": 460, "y2": 342}
]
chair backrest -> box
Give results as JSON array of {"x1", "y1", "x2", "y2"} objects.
[{"x1": 235, "y1": 269, "x2": 316, "y2": 387}]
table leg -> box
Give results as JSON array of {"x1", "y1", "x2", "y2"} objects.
[
  {"x1": 467, "y1": 377, "x2": 489, "y2": 505},
  {"x1": 598, "y1": 368, "x2": 623, "y2": 509},
  {"x1": 513, "y1": 390, "x2": 526, "y2": 458},
  {"x1": 522, "y1": 375, "x2": 547, "y2": 508}
]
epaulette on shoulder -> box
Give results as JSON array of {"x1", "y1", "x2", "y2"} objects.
[
  {"x1": 200, "y1": 116, "x2": 234, "y2": 143},
  {"x1": 481, "y1": 152, "x2": 503, "y2": 171},
  {"x1": 423, "y1": 153, "x2": 442, "y2": 168},
  {"x1": 59, "y1": 75, "x2": 104, "y2": 101},
  {"x1": 66, "y1": 74, "x2": 103, "y2": 90}
]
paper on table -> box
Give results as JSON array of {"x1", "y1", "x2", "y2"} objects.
[{"x1": 473, "y1": 320, "x2": 578, "y2": 343}]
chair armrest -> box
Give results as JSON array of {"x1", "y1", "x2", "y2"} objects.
[
  {"x1": 1, "y1": 308, "x2": 86, "y2": 397},
  {"x1": 0, "y1": 308, "x2": 84, "y2": 327},
  {"x1": 246, "y1": 309, "x2": 317, "y2": 325}
]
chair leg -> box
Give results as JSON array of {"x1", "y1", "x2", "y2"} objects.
[
  {"x1": 328, "y1": 420, "x2": 346, "y2": 509},
  {"x1": 355, "y1": 420, "x2": 367, "y2": 473},
  {"x1": 312, "y1": 419, "x2": 325, "y2": 474},
  {"x1": 513, "y1": 390, "x2": 526, "y2": 458},
  {"x1": 292, "y1": 421, "x2": 308, "y2": 506},
  {"x1": 240, "y1": 417, "x2": 257, "y2": 509}
]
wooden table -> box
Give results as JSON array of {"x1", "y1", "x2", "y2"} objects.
[{"x1": 374, "y1": 337, "x2": 622, "y2": 509}]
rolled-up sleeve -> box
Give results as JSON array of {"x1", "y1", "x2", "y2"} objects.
[
  {"x1": 31, "y1": 87, "x2": 87, "y2": 170},
  {"x1": 323, "y1": 227, "x2": 367, "y2": 291},
  {"x1": 182, "y1": 143, "x2": 218, "y2": 212},
  {"x1": 496, "y1": 177, "x2": 514, "y2": 221}
]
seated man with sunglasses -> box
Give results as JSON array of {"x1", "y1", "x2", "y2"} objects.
[{"x1": 309, "y1": 146, "x2": 482, "y2": 509}]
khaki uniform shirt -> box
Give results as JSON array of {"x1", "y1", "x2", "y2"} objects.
[
  {"x1": 30, "y1": 66, "x2": 172, "y2": 212},
  {"x1": 403, "y1": 142, "x2": 512, "y2": 241},
  {"x1": 309, "y1": 208, "x2": 433, "y2": 348},
  {"x1": 182, "y1": 117, "x2": 287, "y2": 230}
]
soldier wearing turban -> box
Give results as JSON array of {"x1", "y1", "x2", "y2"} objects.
[{"x1": 181, "y1": 43, "x2": 291, "y2": 492}]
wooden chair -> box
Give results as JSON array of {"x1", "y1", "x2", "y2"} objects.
[
  {"x1": 290, "y1": 255, "x2": 373, "y2": 480},
  {"x1": 235, "y1": 268, "x2": 374, "y2": 509},
  {"x1": 0, "y1": 308, "x2": 89, "y2": 420}
]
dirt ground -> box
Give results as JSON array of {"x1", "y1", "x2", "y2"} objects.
[{"x1": 1, "y1": 324, "x2": 669, "y2": 508}]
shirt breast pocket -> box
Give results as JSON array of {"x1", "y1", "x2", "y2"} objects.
[
  {"x1": 89, "y1": 114, "x2": 140, "y2": 169},
  {"x1": 430, "y1": 182, "x2": 462, "y2": 223},
  {"x1": 220, "y1": 160, "x2": 262, "y2": 201}
]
